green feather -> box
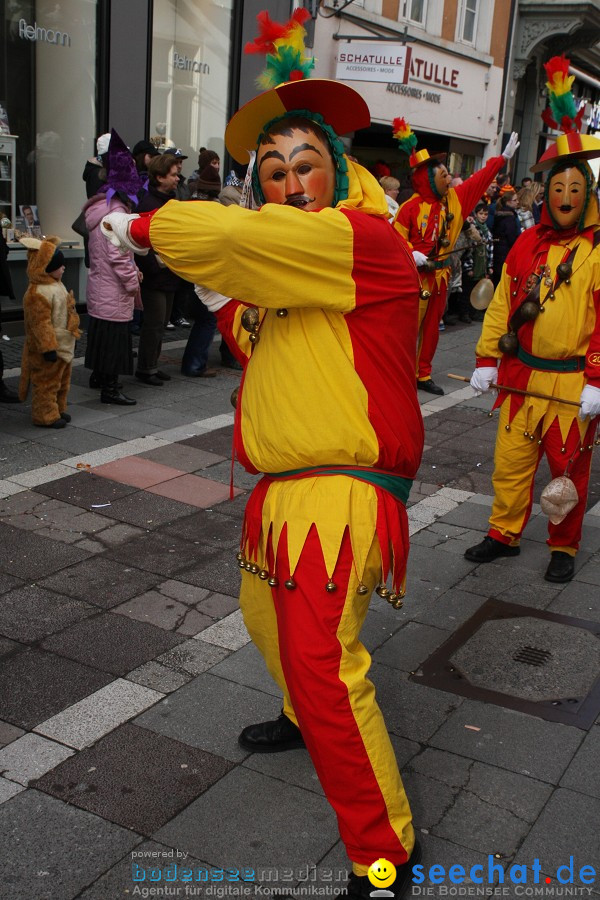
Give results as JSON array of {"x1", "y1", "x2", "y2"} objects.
[
  {"x1": 549, "y1": 90, "x2": 577, "y2": 124},
  {"x1": 258, "y1": 46, "x2": 315, "y2": 89}
]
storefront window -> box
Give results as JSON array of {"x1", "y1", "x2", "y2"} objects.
[
  {"x1": 1, "y1": 0, "x2": 97, "y2": 239},
  {"x1": 150, "y1": 0, "x2": 233, "y2": 168}
]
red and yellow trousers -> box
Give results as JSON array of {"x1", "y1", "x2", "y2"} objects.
[
  {"x1": 417, "y1": 275, "x2": 448, "y2": 382},
  {"x1": 239, "y1": 480, "x2": 415, "y2": 871},
  {"x1": 489, "y1": 402, "x2": 597, "y2": 554}
]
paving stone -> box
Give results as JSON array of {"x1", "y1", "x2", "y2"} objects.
[
  {"x1": 0, "y1": 648, "x2": 113, "y2": 730},
  {"x1": 34, "y1": 471, "x2": 138, "y2": 506},
  {"x1": 514, "y1": 789, "x2": 600, "y2": 890},
  {"x1": 93, "y1": 455, "x2": 186, "y2": 488},
  {"x1": 401, "y1": 770, "x2": 457, "y2": 830},
  {"x1": 0, "y1": 635, "x2": 23, "y2": 659},
  {"x1": 92, "y1": 490, "x2": 199, "y2": 529},
  {"x1": 136, "y1": 672, "x2": 281, "y2": 762},
  {"x1": 180, "y1": 425, "x2": 235, "y2": 457},
  {"x1": 210, "y1": 492, "x2": 249, "y2": 520},
  {"x1": 436, "y1": 501, "x2": 496, "y2": 531},
  {"x1": 8, "y1": 463, "x2": 75, "y2": 488},
  {"x1": 0, "y1": 733, "x2": 75, "y2": 785},
  {"x1": 429, "y1": 699, "x2": 584, "y2": 783},
  {"x1": 0, "y1": 720, "x2": 25, "y2": 748},
  {"x1": 158, "y1": 579, "x2": 211, "y2": 605},
  {"x1": 465, "y1": 762, "x2": 553, "y2": 822},
  {"x1": 126, "y1": 660, "x2": 192, "y2": 693},
  {"x1": 32, "y1": 426, "x2": 122, "y2": 454},
  {"x1": 202, "y1": 459, "x2": 261, "y2": 492},
  {"x1": 210, "y1": 641, "x2": 281, "y2": 697},
  {"x1": 560, "y1": 725, "x2": 600, "y2": 799},
  {"x1": 147, "y1": 472, "x2": 240, "y2": 508},
  {"x1": 459, "y1": 560, "x2": 549, "y2": 599},
  {"x1": 177, "y1": 547, "x2": 242, "y2": 595},
  {"x1": 155, "y1": 639, "x2": 230, "y2": 677},
  {"x1": 39, "y1": 557, "x2": 162, "y2": 609},
  {"x1": 371, "y1": 664, "x2": 463, "y2": 743},
  {"x1": 106, "y1": 530, "x2": 202, "y2": 577},
  {"x1": 494, "y1": 578, "x2": 564, "y2": 611},
  {"x1": 165, "y1": 507, "x2": 243, "y2": 550},
  {"x1": 35, "y1": 678, "x2": 163, "y2": 749},
  {"x1": 405, "y1": 588, "x2": 485, "y2": 631},
  {"x1": 242, "y1": 745, "x2": 323, "y2": 795},
  {"x1": 0, "y1": 789, "x2": 141, "y2": 899},
  {"x1": 0, "y1": 776, "x2": 25, "y2": 805},
  {"x1": 372, "y1": 622, "x2": 451, "y2": 672},
  {"x1": 78, "y1": 839, "x2": 211, "y2": 899},
  {"x1": 574, "y1": 558, "x2": 600, "y2": 586},
  {"x1": 156, "y1": 766, "x2": 338, "y2": 870},
  {"x1": 0, "y1": 584, "x2": 96, "y2": 642},
  {"x1": 0, "y1": 521, "x2": 91, "y2": 579},
  {"x1": 34, "y1": 722, "x2": 233, "y2": 835},
  {"x1": 196, "y1": 608, "x2": 250, "y2": 650},
  {"x1": 91, "y1": 521, "x2": 148, "y2": 546},
  {"x1": 359, "y1": 607, "x2": 406, "y2": 652},
  {"x1": 41, "y1": 612, "x2": 183, "y2": 676},
  {"x1": 0, "y1": 479, "x2": 26, "y2": 499},
  {"x1": 0, "y1": 441, "x2": 66, "y2": 478},
  {"x1": 112, "y1": 590, "x2": 214, "y2": 635},
  {"x1": 139, "y1": 443, "x2": 225, "y2": 472},
  {"x1": 405, "y1": 747, "x2": 472, "y2": 790}
]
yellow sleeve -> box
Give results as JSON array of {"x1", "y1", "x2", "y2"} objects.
[
  {"x1": 149, "y1": 201, "x2": 356, "y2": 312},
  {"x1": 476, "y1": 269, "x2": 510, "y2": 360}
]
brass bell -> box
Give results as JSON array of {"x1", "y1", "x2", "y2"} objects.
[
  {"x1": 388, "y1": 592, "x2": 398, "y2": 604},
  {"x1": 392, "y1": 598, "x2": 404, "y2": 610},
  {"x1": 446, "y1": 212, "x2": 454, "y2": 222},
  {"x1": 238, "y1": 556, "x2": 246, "y2": 568},
  {"x1": 267, "y1": 576, "x2": 279, "y2": 587},
  {"x1": 230, "y1": 387, "x2": 239, "y2": 409},
  {"x1": 244, "y1": 561, "x2": 253, "y2": 571},
  {"x1": 248, "y1": 332, "x2": 260, "y2": 345},
  {"x1": 419, "y1": 289, "x2": 431, "y2": 300},
  {"x1": 529, "y1": 434, "x2": 535, "y2": 441},
  {"x1": 423, "y1": 259, "x2": 436, "y2": 272},
  {"x1": 505, "y1": 425, "x2": 511, "y2": 432},
  {"x1": 241, "y1": 307, "x2": 260, "y2": 332},
  {"x1": 556, "y1": 261, "x2": 572, "y2": 281},
  {"x1": 498, "y1": 333, "x2": 519, "y2": 356},
  {"x1": 284, "y1": 577, "x2": 296, "y2": 590},
  {"x1": 325, "y1": 580, "x2": 337, "y2": 593},
  {"x1": 357, "y1": 583, "x2": 369, "y2": 595},
  {"x1": 250, "y1": 563, "x2": 260, "y2": 574},
  {"x1": 523, "y1": 431, "x2": 529, "y2": 437},
  {"x1": 548, "y1": 292, "x2": 555, "y2": 300},
  {"x1": 276, "y1": 308, "x2": 288, "y2": 317},
  {"x1": 375, "y1": 584, "x2": 390, "y2": 599},
  {"x1": 236, "y1": 552, "x2": 244, "y2": 562},
  {"x1": 258, "y1": 569, "x2": 269, "y2": 580},
  {"x1": 440, "y1": 237, "x2": 450, "y2": 248},
  {"x1": 520, "y1": 301, "x2": 540, "y2": 321},
  {"x1": 561, "y1": 447, "x2": 566, "y2": 454}
]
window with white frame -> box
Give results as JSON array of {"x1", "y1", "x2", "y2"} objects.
[
  {"x1": 458, "y1": 0, "x2": 478, "y2": 44},
  {"x1": 401, "y1": 0, "x2": 426, "y2": 25}
]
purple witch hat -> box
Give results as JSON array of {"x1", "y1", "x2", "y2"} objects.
[{"x1": 99, "y1": 128, "x2": 145, "y2": 205}]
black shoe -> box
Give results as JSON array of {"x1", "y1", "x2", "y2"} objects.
[
  {"x1": 238, "y1": 713, "x2": 305, "y2": 753},
  {"x1": 544, "y1": 551, "x2": 575, "y2": 583},
  {"x1": 221, "y1": 359, "x2": 243, "y2": 371},
  {"x1": 443, "y1": 315, "x2": 458, "y2": 326},
  {"x1": 60, "y1": 412, "x2": 71, "y2": 422},
  {"x1": 135, "y1": 372, "x2": 164, "y2": 386},
  {"x1": 458, "y1": 314, "x2": 472, "y2": 324},
  {"x1": 35, "y1": 418, "x2": 66, "y2": 429},
  {"x1": 0, "y1": 381, "x2": 20, "y2": 403},
  {"x1": 338, "y1": 842, "x2": 422, "y2": 899},
  {"x1": 173, "y1": 317, "x2": 191, "y2": 328},
  {"x1": 418, "y1": 379, "x2": 444, "y2": 396},
  {"x1": 101, "y1": 389, "x2": 137, "y2": 406},
  {"x1": 155, "y1": 370, "x2": 171, "y2": 381},
  {"x1": 464, "y1": 535, "x2": 520, "y2": 563}
]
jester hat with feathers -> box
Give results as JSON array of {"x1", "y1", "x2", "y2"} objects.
[
  {"x1": 392, "y1": 117, "x2": 447, "y2": 199},
  {"x1": 224, "y1": 8, "x2": 370, "y2": 206}
]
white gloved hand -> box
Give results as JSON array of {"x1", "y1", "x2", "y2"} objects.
[
  {"x1": 413, "y1": 250, "x2": 428, "y2": 268},
  {"x1": 470, "y1": 366, "x2": 498, "y2": 396},
  {"x1": 194, "y1": 284, "x2": 231, "y2": 312},
  {"x1": 502, "y1": 132, "x2": 520, "y2": 160},
  {"x1": 579, "y1": 384, "x2": 600, "y2": 420},
  {"x1": 100, "y1": 212, "x2": 148, "y2": 255}
]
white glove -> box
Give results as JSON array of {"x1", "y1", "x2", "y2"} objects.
[
  {"x1": 470, "y1": 366, "x2": 498, "y2": 396},
  {"x1": 100, "y1": 212, "x2": 148, "y2": 255},
  {"x1": 413, "y1": 250, "x2": 428, "y2": 268},
  {"x1": 579, "y1": 384, "x2": 600, "y2": 420},
  {"x1": 502, "y1": 132, "x2": 520, "y2": 160},
  {"x1": 194, "y1": 284, "x2": 231, "y2": 312}
]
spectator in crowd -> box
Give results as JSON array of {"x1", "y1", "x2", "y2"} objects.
[
  {"x1": 82, "y1": 132, "x2": 111, "y2": 199},
  {"x1": 379, "y1": 175, "x2": 400, "y2": 220},
  {"x1": 188, "y1": 148, "x2": 220, "y2": 198},
  {"x1": 83, "y1": 129, "x2": 142, "y2": 405},
  {"x1": 530, "y1": 180, "x2": 544, "y2": 223},
  {"x1": 462, "y1": 202, "x2": 494, "y2": 321},
  {"x1": 162, "y1": 147, "x2": 191, "y2": 201},
  {"x1": 162, "y1": 148, "x2": 193, "y2": 329},
  {"x1": 516, "y1": 186, "x2": 536, "y2": 231},
  {"x1": 132, "y1": 139, "x2": 160, "y2": 184},
  {"x1": 445, "y1": 218, "x2": 482, "y2": 325},
  {"x1": 491, "y1": 186, "x2": 521, "y2": 286},
  {"x1": 520, "y1": 175, "x2": 533, "y2": 188},
  {"x1": 0, "y1": 231, "x2": 19, "y2": 402}
]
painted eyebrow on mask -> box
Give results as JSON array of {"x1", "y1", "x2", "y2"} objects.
[
  {"x1": 258, "y1": 143, "x2": 323, "y2": 170},
  {"x1": 258, "y1": 150, "x2": 286, "y2": 170},
  {"x1": 289, "y1": 143, "x2": 322, "y2": 160}
]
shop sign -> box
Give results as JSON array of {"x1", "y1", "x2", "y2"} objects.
[
  {"x1": 18, "y1": 18, "x2": 71, "y2": 47},
  {"x1": 335, "y1": 43, "x2": 410, "y2": 84},
  {"x1": 173, "y1": 50, "x2": 210, "y2": 75},
  {"x1": 386, "y1": 83, "x2": 441, "y2": 104}
]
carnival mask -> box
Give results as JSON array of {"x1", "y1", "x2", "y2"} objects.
[
  {"x1": 257, "y1": 127, "x2": 336, "y2": 211},
  {"x1": 547, "y1": 166, "x2": 586, "y2": 229},
  {"x1": 433, "y1": 163, "x2": 452, "y2": 197}
]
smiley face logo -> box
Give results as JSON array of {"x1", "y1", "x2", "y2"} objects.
[{"x1": 367, "y1": 858, "x2": 397, "y2": 889}]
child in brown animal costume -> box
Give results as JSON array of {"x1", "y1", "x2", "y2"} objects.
[{"x1": 19, "y1": 237, "x2": 81, "y2": 428}]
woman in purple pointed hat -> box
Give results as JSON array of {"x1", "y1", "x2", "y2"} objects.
[{"x1": 82, "y1": 129, "x2": 143, "y2": 405}]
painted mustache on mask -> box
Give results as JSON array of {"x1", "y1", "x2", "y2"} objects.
[{"x1": 284, "y1": 195, "x2": 316, "y2": 208}]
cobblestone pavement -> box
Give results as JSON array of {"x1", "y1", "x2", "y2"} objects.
[{"x1": 0, "y1": 322, "x2": 599, "y2": 899}]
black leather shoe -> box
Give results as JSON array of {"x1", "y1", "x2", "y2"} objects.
[
  {"x1": 101, "y1": 389, "x2": 137, "y2": 406},
  {"x1": 60, "y1": 412, "x2": 71, "y2": 422},
  {"x1": 465, "y1": 535, "x2": 520, "y2": 563},
  {"x1": 238, "y1": 713, "x2": 305, "y2": 753},
  {"x1": 0, "y1": 381, "x2": 20, "y2": 403},
  {"x1": 544, "y1": 551, "x2": 575, "y2": 583},
  {"x1": 135, "y1": 372, "x2": 164, "y2": 386},
  {"x1": 35, "y1": 418, "x2": 66, "y2": 429},
  {"x1": 156, "y1": 370, "x2": 171, "y2": 381},
  {"x1": 337, "y1": 842, "x2": 422, "y2": 899},
  {"x1": 418, "y1": 379, "x2": 444, "y2": 396}
]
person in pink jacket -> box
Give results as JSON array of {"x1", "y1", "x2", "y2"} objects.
[{"x1": 83, "y1": 130, "x2": 143, "y2": 405}]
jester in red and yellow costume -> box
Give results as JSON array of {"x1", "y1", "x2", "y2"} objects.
[
  {"x1": 101, "y1": 11, "x2": 423, "y2": 897},
  {"x1": 465, "y1": 56, "x2": 600, "y2": 584},
  {"x1": 392, "y1": 118, "x2": 519, "y2": 395}
]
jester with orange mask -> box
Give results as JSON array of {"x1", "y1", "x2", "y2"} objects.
[
  {"x1": 101, "y1": 11, "x2": 423, "y2": 897},
  {"x1": 392, "y1": 118, "x2": 519, "y2": 395},
  {"x1": 465, "y1": 56, "x2": 600, "y2": 584}
]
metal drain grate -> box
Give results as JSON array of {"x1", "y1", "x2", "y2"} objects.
[{"x1": 513, "y1": 645, "x2": 552, "y2": 667}]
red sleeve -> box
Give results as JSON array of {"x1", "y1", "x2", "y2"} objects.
[
  {"x1": 454, "y1": 156, "x2": 505, "y2": 219},
  {"x1": 585, "y1": 286, "x2": 600, "y2": 387},
  {"x1": 129, "y1": 211, "x2": 156, "y2": 248},
  {"x1": 215, "y1": 300, "x2": 252, "y2": 368}
]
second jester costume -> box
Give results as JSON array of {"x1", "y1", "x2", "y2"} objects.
[{"x1": 102, "y1": 11, "x2": 423, "y2": 897}]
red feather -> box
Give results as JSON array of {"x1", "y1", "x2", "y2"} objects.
[
  {"x1": 541, "y1": 107, "x2": 558, "y2": 130},
  {"x1": 245, "y1": 8, "x2": 311, "y2": 56}
]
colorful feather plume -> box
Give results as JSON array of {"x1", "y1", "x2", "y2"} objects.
[
  {"x1": 245, "y1": 9, "x2": 314, "y2": 89},
  {"x1": 392, "y1": 117, "x2": 418, "y2": 154},
  {"x1": 542, "y1": 55, "x2": 584, "y2": 134}
]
